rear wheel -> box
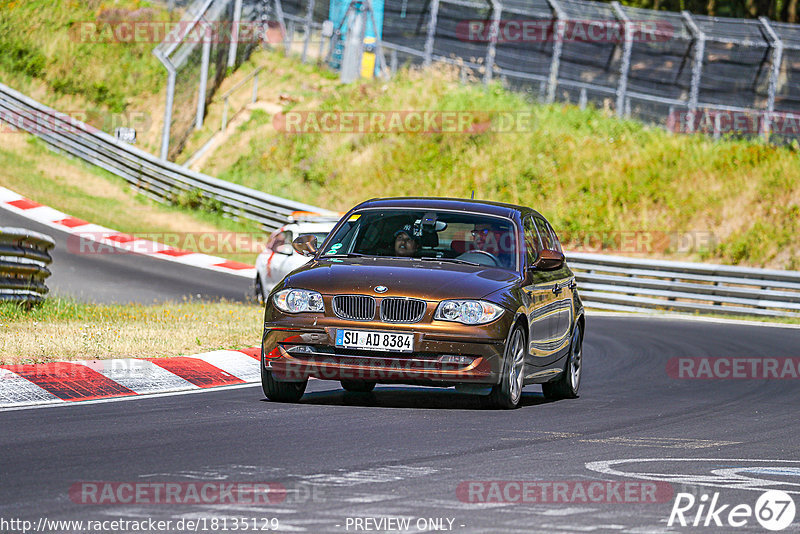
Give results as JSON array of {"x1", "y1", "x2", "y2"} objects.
[
  {"x1": 542, "y1": 323, "x2": 582, "y2": 400},
  {"x1": 341, "y1": 380, "x2": 376, "y2": 392},
  {"x1": 261, "y1": 360, "x2": 307, "y2": 403},
  {"x1": 487, "y1": 324, "x2": 526, "y2": 409}
]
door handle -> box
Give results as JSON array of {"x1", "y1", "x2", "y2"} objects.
[
  {"x1": 552, "y1": 284, "x2": 562, "y2": 295},
  {"x1": 568, "y1": 280, "x2": 577, "y2": 290}
]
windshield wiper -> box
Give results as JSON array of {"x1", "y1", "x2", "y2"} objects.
[{"x1": 417, "y1": 257, "x2": 481, "y2": 266}]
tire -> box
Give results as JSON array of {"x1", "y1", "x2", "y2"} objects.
[
  {"x1": 542, "y1": 323, "x2": 582, "y2": 400},
  {"x1": 254, "y1": 275, "x2": 267, "y2": 304},
  {"x1": 340, "y1": 380, "x2": 376, "y2": 393},
  {"x1": 261, "y1": 363, "x2": 307, "y2": 403},
  {"x1": 487, "y1": 324, "x2": 526, "y2": 409}
]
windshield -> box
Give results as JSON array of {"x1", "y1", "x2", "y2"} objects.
[{"x1": 321, "y1": 209, "x2": 519, "y2": 270}]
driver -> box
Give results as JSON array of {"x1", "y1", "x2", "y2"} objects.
[
  {"x1": 471, "y1": 223, "x2": 495, "y2": 252},
  {"x1": 394, "y1": 224, "x2": 420, "y2": 257}
]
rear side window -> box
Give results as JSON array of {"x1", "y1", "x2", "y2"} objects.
[
  {"x1": 545, "y1": 222, "x2": 562, "y2": 253},
  {"x1": 523, "y1": 217, "x2": 540, "y2": 264},
  {"x1": 534, "y1": 217, "x2": 554, "y2": 251}
]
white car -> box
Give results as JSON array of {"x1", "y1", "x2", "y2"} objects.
[{"x1": 254, "y1": 216, "x2": 337, "y2": 301}]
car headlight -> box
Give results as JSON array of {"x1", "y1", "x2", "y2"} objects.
[
  {"x1": 434, "y1": 300, "x2": 503, "y2": 325},
  {"x1": 273, "y1": 289, "x2": 324, "y2": 313}
]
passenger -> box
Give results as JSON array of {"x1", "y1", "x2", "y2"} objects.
[{"x1": 394, "y1": 225, "x2": 420, "y2": 257}]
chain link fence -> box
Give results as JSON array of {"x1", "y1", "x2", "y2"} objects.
[
  {"x1": 269, "y1": 0, "x2": 800, "y2": 143},
  {"x1": 154, "y1": 0, "x2": 263, "y2": 161}
]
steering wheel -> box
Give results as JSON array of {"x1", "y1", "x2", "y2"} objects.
[{"x1": 457, "y1": 250, "x2": 500, "y2": 267}]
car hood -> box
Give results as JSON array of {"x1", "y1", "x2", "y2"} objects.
[{"x1": 283, "y1": 257, "x2": 520, "y2": 301}]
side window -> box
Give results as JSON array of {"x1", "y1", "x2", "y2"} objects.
[
  {"x1": 545, "y1": 222, "x2": 562, "y2": 253},
  {"x1": 523, "y1": 217, "x2": 540, "y2": 264},
  {"x1": 534, "y1": 217, "x2": 553, "y2": 251},
  {"x1": 271, "y1": 231, "x2": 292, "y2": 250}
]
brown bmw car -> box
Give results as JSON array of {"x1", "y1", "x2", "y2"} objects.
[{"x1": 261, "y1": 198, "x2": 584, "y2": 409}]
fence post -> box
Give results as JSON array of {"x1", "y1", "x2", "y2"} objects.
[
  {"x1": 222, "y1": 97, "x2": 229, "y2": 131},
  {"x1": 195, "y1": 29, "x2": 212, "y2": 130},
  {"x1": 611, "y1": 2, "x2": 633, "y2": 119},
  {"x1": 682, "y1": 11, "x2": 705, "y2": 133},
  {"x1": 484, "y1": 0, "x2": 502, "y2": 83},
  {"x1": 252, "y1": 70, "x2": 259, "y2": 103},
  {"x1": 424, "y1": 0, "x2": 441, "y2": 67},
  {"x1": 546, "y1": 0, "x2": 566, "y2": 104},
  {"x1": 227, "y1": 0, "x2": 244, "y2": 68},
  {"x1": 759, "y1": 16, "x2": 783, "y2": 140},
  {"x1": 302, "y1": 0, "x2": 316, "y2": 63},
  {"x1": 157, "y1": 54, "x2": 176, "y2": 161},
  {"x1": 273, "y1": 0, "x2": 290, "y2": 55},
  {"x1": 391, "y1": 48, "x2": 398, "y2": 75}
]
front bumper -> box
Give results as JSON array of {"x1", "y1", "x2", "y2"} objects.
[{"x1": 262, "y1": 317, "x2": 512, "y2": 385}]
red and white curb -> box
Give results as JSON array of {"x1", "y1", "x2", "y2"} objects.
[
  {"x1": 0, "y1": 347, "x2": 262, "y2": 408},
  {"x1": 0, "y1": 186, "x2": 256, "y2": 278}
]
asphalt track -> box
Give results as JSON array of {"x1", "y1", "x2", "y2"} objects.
[
  {"x1": 2, "y1": 316, "x2": 799, "y2": 533},
  {"x1": 0, "y1": 207, "x2": 253, "y2": 303}
]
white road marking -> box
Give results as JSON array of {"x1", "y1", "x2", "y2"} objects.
[{"x1": 586, "y1": 458, "x2": 800, "y2": 494}]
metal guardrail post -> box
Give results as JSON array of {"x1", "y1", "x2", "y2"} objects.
[
  {"x1": 759, "y1": 16, "x2": 783, "y2": 139},
  {"x1": 227, "y1": 0, "x2": 244, "y2": 68},
  {"x1": 611, "y1": 2, "x2": 633, "y2": 119},
  {"x1": 302, "y1": 0, "x2": 316, "y2": 63},
  {"x1": 484, "y1": 0, "x2": 502, "y2": 84},
  {"x1": 546, "y1": 0, "x2": 566, "y2": 104},
  {"x1": 195, "y1": 29, "x2": 212, "y2": 130},
  {"x1": 682, "y1": 11, "x2": 706, "y2": 133},
  {"x1": 423, "y1": 0, "x2": 441, "y2": 67}
]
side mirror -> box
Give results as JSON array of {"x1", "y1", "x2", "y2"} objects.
[
  {"x1": 292, "y1": 235, "x2": 318, "y2": 257},
  {"x1": 275, "y1": 243, "x2": 294, "y2": 256},
  {"x1": 530, "y1": 249, "x2": 564, "y2": 271}
]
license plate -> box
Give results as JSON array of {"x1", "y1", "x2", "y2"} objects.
[{"x1": 335, "y1": 329, "x2": 414, "y2": 352}]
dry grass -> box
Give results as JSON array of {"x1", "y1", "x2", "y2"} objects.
[{"x1": 0, "y1": 298, "x2": 263, "y2": 364}]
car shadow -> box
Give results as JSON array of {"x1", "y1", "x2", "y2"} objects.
[{"x1": 265, "y1": 386, "x2": 556, "y2": 410}]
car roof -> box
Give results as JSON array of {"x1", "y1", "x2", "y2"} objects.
[{"x1": 352, "y1": 197, "x2": 543, "y2": 221}]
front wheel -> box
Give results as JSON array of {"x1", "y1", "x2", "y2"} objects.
[
  {"x1": 487, "y1": 324, "x2": 526, "y2": 409},
  {"x1": 261, "y1": 365, "x2": 307, "y2": 403},
  {"x1": 542, "y1": 323, "x2": 582, "y2": 400},
  {"x1": 254, "y1": 275, "x2": 267, "y2": 304}
]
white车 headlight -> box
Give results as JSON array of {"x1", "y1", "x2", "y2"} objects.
[
  {"x1": 434, "y1": 300, "x2": 503, "y2": 325},
  {"x1": 273, "y1": 289, "x2": 324, "y2": 313}
]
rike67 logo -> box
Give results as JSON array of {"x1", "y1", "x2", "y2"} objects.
[{"x1": 668, "y1": 490, "x2": 796, "y2": 530}]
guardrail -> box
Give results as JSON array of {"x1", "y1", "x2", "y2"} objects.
[
  {"x1": 0, "y1": 227, "x2": 55, "y2": 304},
  {"x1": 568, "y1": 252, "x2": 800, "y2": 318},
  {"x1": 0, "y1": 82, "x2": 331, "y2": 232}
]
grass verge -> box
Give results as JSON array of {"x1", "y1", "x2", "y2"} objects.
[{"x1": 0, "y1": 297, "x2": 262, "y2": 364}]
